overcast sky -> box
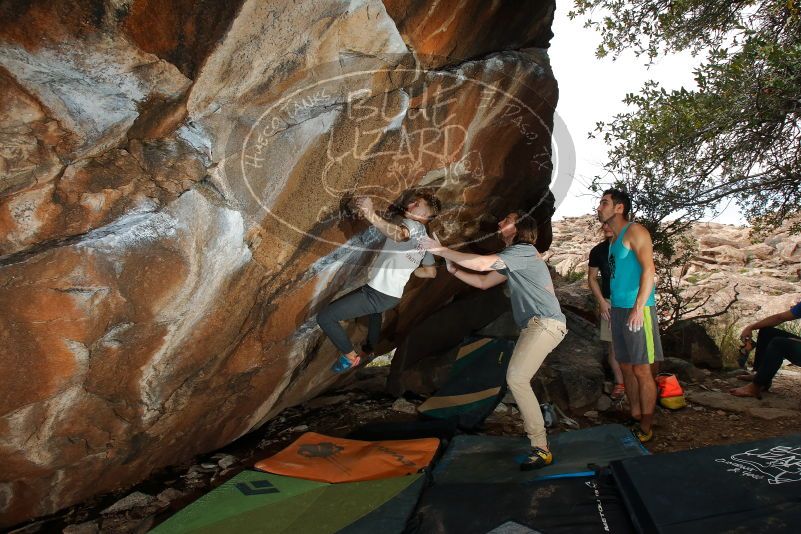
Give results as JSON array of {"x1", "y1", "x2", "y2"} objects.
[{"x1": 548, "y1": 5, "x2": 745, "y2": 225}]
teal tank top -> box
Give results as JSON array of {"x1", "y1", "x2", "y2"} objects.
[{"x1": 609, "y1": 223, "x2": 656, "y2": 308}]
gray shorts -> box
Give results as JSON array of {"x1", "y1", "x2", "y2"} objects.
[{"x1": 611, "y1": 306, "x2": 664, "y2": 365}]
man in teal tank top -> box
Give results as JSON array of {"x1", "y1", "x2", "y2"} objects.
[{"x1": 597, "y1": 189, "x2": 664, "y2": 443}]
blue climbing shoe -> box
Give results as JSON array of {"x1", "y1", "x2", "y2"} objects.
[{"x1": 331, "y1": 354, "x2": 360, "y2": 373}]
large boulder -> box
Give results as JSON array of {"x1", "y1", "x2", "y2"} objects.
[
  {"x1": 555, "y1": 279, "x2": 597, "y2": 322},
  {"x1": 661, "y1": 320, "x2": 724, "y2": 370},
  {"x1": 383, "y1": 0, "x2": 554, "y2": 68},
  {"x1": 0, "y1": 0, "x2": 561, "y2": 525},
  {"x1": 703, "y1": 245, "x2": 747, "y2": 266}
]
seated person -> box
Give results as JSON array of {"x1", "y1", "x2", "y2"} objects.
[{"x1": 730, "y1": 301, "x2": 801, "y2": 398}]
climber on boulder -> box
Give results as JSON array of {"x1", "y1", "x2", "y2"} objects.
[{"x1": 317, "y1": 190, "x2": 441, "y2": 373}]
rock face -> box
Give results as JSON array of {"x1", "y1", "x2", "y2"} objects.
[
  {"x1": 538, "y1": 309, "x2": 605, "y2": 410},
  {"x1": 662, "y1": 320, "x2": 723, "y2": 369},
  {"x1": 0, "y1": 1, "x2": 559, "y2": 526}
]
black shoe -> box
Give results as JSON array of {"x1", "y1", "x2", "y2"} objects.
[
  {"x1": 359, "y1": 344, "x2": 375, "y2": 364},
  {"x1": 402, "y1": 391, "x2": 427, "y2": 402},
  {"x1": 738, "y1": 340, "x2": 753, "y2": 368},
  {"x1": 622, "y1": 417, "x2": 642, "y2": 428},
  {"x1": 737, "y1": 348, "x2": 750, "y2": 368}
]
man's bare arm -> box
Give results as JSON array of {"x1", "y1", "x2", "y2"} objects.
[
  {"x1": 419, "y1": 234, "x2": 511, "y2": 271},
  {"x1": 450, "y1": 264, "x2": 508, "y2": 289},
  {"x1": 443, "y1": 250, "x2": 505, "y2": 272},
  {"x1": 742, "y1": 310, "x2": 796, "y2": 339},
  {"x1": 627, "y1": 224, "x2": 656, "y2": 311},
  {"x1": 588, "y1": 266, "x2": 611, "y2": 321},
  {"x1": 587, "y1": 266, "x2": 605, "y2": 305},
  {"x1": 419, "y1": 237, "x2": 506, "y2": 272},
  {"x1": 356, "y1": 197, "x2": 410, "y2": 242}
]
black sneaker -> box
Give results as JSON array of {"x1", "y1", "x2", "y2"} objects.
[
  {"x1": 359, "y1": 344, "x2": 375, "y2": 364},
  {"x1": 737, "y1": 347, "x2": 750, "y2": 368},
  {"x1": 520, "y1": 447, "x2": 553, "y2": 471},
  {"x1": 622, "y1": 417, "x2": 642, "y2": 428}
]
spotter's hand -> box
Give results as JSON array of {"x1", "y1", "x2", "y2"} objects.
[
  {"x1": 598, "y1": 299, "x2": 611, "y2": 321},
  {"x1": 445, "y1": 259, "x2": 457, "y2": 274},
  {"x1": 419, "y1": 232, "x2": 445, "y2": 255}
]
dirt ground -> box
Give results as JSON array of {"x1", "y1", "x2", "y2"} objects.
[
  {"x1": 10, "y1": 366, "x2": 801, "y2": 534},
  {"x1": 643, "y1": 369, "x2": 801, "y2": 453}
]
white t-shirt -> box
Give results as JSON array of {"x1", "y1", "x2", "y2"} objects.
[{"x1": 367, "y1": 218, "x2": 435, "y2": 298}]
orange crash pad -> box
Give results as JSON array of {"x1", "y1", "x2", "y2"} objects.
[{"x1": 254, "y1": 432, "x2": 439, "y2": 483}]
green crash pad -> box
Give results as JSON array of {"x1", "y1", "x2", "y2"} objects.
[
  {"x1": 433, "y1": 424, "x2": 648, "y2": 485},
  {"x1": 150, "y1": 471, "x2": 424, "y2": 534}
]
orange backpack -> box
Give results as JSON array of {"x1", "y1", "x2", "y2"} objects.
[{"x1": 655, "y1": 373, "x2": 686, "y2": 409}]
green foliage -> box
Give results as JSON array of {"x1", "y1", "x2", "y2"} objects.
[
  {"x1": 706, "y1": 311, "x2": 746, "y2": 368},
  {"x1": 779, "y1": 318, "x2": 801, "y2": 337},
  {"x1": 573, "y1": 0, "x2": 801, "y2": 233},
  {"x1": 653, "y1": 229, "x2": 706, "y2": 330},
  {"x1": 571, "y1": 0, "x2": 800, "y2": 59},
  {"x1": 563, "y1": 268, "x2": 587, "y2": 284}
]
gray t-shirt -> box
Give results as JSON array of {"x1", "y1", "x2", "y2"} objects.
[{"x1": 497, "y1": 243, "x2": 566, "y2": 327}]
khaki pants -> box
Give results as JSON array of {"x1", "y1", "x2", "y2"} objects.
[{"x1": 507, "y1": 317, "x2": 567, "y2": 449}]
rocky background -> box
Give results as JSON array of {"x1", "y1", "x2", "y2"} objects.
[
  {"x1": 545, "y1": 215, "x2": 801, "y2": 362},
  {"x1": 0, "y1": 0, "x2": 561, "y2": 526}
]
